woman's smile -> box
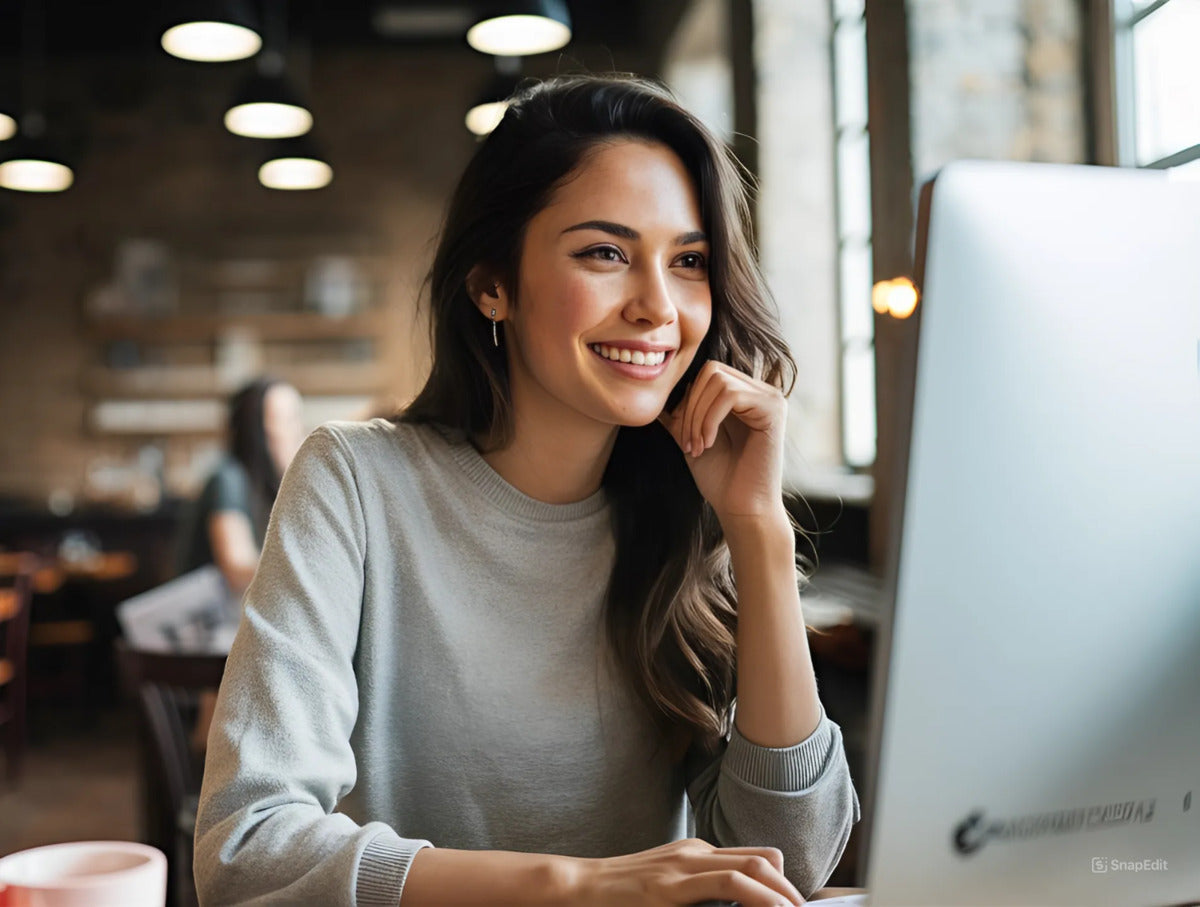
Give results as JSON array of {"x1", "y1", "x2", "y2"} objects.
[{"x1": 587, "y1": 343, "x2": 676, "y2": 379}]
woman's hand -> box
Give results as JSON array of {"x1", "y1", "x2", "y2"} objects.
[
  {"x1": 565, "y1": 838, "x2": 804, "y2": 906},
  {"x1": 657, "y1": 360, "x2": 789, "y2": 524}
]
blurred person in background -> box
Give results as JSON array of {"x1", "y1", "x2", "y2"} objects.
[
  {"x1": 176, "y1": 377, "x2": 305, "y2": 755},
  {"x1": 176, "y1": 378, "x2": 306, "y2": 595}
]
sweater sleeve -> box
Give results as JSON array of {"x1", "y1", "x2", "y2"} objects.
[
  {"x1": 683, "y1": 704, "x2": 861, "y2": 898},
  {"x1": 193, "y1": 425, "x2": 433, "y2": 907}
]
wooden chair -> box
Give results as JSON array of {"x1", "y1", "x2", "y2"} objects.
[
  {"x1": 0, "y1": 552, "x2": 36, "y2": 786},
  {"x1": 115, "y1": 640, "x2": 226, "y2": 907}
]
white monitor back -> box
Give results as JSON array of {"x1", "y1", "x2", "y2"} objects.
[{"x1": 864, "y1": 161, "x2": 1200, "y2": 906}]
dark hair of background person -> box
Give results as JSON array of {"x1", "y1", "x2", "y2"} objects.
[
  {"x1": 229, "y1": 377, "x2": 287, "y2": 534},
  {"x1": 398, "y1": 73, "x2": 804, "y2": 759}
]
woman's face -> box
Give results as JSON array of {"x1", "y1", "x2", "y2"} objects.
[
  {"x1": 262, "y1": 383, "x2": 306, "y2": 476},
  {"x1": 499, "y1": 138, "x2": 712, "y2": 434}
]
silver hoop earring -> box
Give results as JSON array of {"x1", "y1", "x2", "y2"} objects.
[{"x1": 490, "y1": 307, "x2": 499, "y2": 347}]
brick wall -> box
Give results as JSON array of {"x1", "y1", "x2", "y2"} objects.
[{"x1": 0, "y1": 44, "x2": 654, "y2": 507}]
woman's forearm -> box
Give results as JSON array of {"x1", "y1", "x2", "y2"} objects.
[
  {"x1": 401, "y1": 847, "x2": 577, "y2": 907},
  {"x1": 722, "y1": 507, "x2": 823, "y2": 747}
]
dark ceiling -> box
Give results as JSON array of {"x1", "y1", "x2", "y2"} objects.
[{"x1": 0, "y1": 1, "x2": 689, "y2": 59}]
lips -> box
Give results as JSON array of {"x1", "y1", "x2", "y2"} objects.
[{"x1": 589, "y1": 345, "x2": 674, "y2": 380}]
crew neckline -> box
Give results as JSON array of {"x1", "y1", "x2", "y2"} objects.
[{"x1": 423, "y1": 422, "x2": 609, "y2": 523}]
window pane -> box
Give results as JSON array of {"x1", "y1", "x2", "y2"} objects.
[
  {"x1": 842, "y1": 344, "x2": 876, "y2": 467},
  {"x1": 833, "y1": 18, "x2": 868, "y2": 130},
  {"x1": 839, "y1": 242, "x2": 874, "y2": 342},
  {"x1": 833, "y1": 0, "x2": 865, "y2": 21},
  {"x1": 836, "y1": 131, "x2": 872, "y2": 241},
  {"x1": 1133, "y1": 0, "x2": 1200, "y2": 164}
]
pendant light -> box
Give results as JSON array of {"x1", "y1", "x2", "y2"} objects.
[
  {"x1": 161, "y1": 1, "x2": 262, "y2": 63},
  {"x1": 1, "y1": 3, "x2": 74, "y2": 192},
  {"x1": 225, "y1": 51, "x2": 313, "y2": 138},
  {"x1": 224, "y1": 2, "x2": 313, "y2": 139},
  {"x1": 0, "y1": 112, "x2": 15, "y2": 142},
  {"x1": 0, "y1": 114, "x2": 74, "y2": 192},
  {"x1": 466, "y1": 1, "x2": 572, "y2": 56},
  {"x1": 259, "y1": 137, "x2": 332, "y2": 190},
  {"x1": 465, "y1": 57, "x2": 521, "y2": 136}
]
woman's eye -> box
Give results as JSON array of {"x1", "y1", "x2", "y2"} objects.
[
  {"x1": 676, "y1": 252, "x2": 707, "y2": 270},
  {"x1": 576, "y1": 245, "x2": 626, "y2": 263}
]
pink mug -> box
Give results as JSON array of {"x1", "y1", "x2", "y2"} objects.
[{"x1": 0, "y1": 841, "x2": 166, "y2": 907}]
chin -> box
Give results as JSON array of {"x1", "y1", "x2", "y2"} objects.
[{"x1": 609, "y1": 407, "x2": 666, "y2": 429}]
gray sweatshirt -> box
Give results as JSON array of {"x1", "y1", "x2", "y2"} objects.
[{"x1": 194, "y1": 418, "x2": 860, "y2": 906}]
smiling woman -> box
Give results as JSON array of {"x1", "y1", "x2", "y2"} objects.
[{"x1": 194, "y1": 74, "x2": 860, "y2": 907}]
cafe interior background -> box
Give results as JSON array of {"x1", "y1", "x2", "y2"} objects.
[{"x1": 0, "y1": 0, "x2": 1194, "y2": 900}]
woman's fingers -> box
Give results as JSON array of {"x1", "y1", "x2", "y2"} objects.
[
  {"x1": 687, "y1": 373, "x2": 730, "y2": 454},
  {"x1": 682, "y1": 850, "x2": 804, "y2": 906},
  {"x1": 579, "y1": 840, "x2": 803, "y2": 907},
  {"x1": 686, "y1": 362, "x2": 739, "y2": 455},
  {"x1": 672, "y1": 867, "x2": 803, "y2": 906},
  {"x1": 681, "y1": 363, "x2": 717, "y2": 453},
  {"x1": 667, "y1": 842, "x2": 802, "y2": 906},
  {"x1": 697, "y1": 845, "x2": 786, "y2": 874}
]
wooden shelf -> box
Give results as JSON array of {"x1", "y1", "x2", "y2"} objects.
[
  {"x1": 87, "y1": 310, "x2": 386, "y2": 343},
  {"x1": 85, "y1": 362, "x2": 388, "y2": 398},
  {"x1": 86, "y1": 392, "x2": 378, "y2": 436}
]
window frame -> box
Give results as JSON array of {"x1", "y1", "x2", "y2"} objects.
[
  {"x1": 830, "y1": 0, "x2": 877, "y2": 469},
  {"x1": 1111, "y1": 0, "x2": 1200, "y2": 169}
]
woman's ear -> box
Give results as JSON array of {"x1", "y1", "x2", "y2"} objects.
[{"x1": 465, "y1": 265, "x2": 508, "y2": 318}]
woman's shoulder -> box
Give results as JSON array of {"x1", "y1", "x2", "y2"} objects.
[
  {"x1": 202, "y1": 454, "x2": 250, "y2": 499},
  {"x1": 303, "y1": 417, "x2": 442, "y2": 473}
]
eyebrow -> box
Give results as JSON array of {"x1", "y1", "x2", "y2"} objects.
[{"x1": 561, "y1": 220, "x2": 707, "y2": 246}]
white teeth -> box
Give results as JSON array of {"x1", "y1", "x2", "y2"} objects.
[{"x1": 590, "y1": 344, "x2": 668, "y2": 366}]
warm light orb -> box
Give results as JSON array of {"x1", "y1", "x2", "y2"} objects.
[
  {"x1": 872, "y1": 277, "x2": 920, "y2": 319},
  {"x1": 0, "y1": 158, "x2": 74, "y2": 192},
  {"x1": 466, "y1": 15, "x2": 571, "y2": 56},
  {"x1": 871, "y1": 281, "x2": 890, "y2": 314},
  {"x1": 258, "y1": 157, "x2": 332, "y2": 190},
  {"x1": 0, "y1": 114, "x2": 16, "y2": 142},
  {"x1": 465, "y1": 100, "x2": 509, "y2": 136},
  {"x1": 161, "y1": 21, "x2": 262, "y2": 62},
  {"x1": 224, "y1": 102, "x2": 312, "y2": 138}
]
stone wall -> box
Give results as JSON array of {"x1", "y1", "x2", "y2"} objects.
[
  {"x1": 908, "y1": 0, "x2": 1086, "y2": 181},
  {"x1": 754, "y1": 0, "x2": 844, "y2": 481}
]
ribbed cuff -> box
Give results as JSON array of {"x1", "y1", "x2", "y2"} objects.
[
  {"x1": 722, "y1": 710, "x2": 836, "y2": 792},
  {"x1": 356, "y1": 833, "x2": 433, "y2": 907}
]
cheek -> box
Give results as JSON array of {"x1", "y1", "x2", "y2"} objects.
[
  {"x1": 523, "y1": 270, "x2": 610, "y2": 347},
  {"x1": 685, "y1": 289, "x2": 714, "y2": 345}
]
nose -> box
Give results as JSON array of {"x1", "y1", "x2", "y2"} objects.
[{"x1": 625, "y1": 260, "x2": 677, "y2": 327}]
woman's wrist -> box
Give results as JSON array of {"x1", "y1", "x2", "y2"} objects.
[
  {"x1": 402, "y1": 848, "x2": 585, "y2": 907},
  {"x1": 720, "y1": 505, "x2": 795, "y2": 563},
  {"x1": 546, "y1": 854, "x2": 590, "y2": 906}
]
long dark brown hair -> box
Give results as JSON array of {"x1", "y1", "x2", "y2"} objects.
[
  {"x1": 229, "y1": 378, "x2": 286, "y2": 536},
  {"x1": 399, "y1": 74, "x2": 799, "y2": 758}
]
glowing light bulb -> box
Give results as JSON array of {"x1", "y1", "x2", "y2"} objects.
[
  {"x1": 225, "y1": 102, "x2": 312, "y2": 138},
  {"x1": 872, "y1": 277, "x2": 920, "y2": 319},
  {"x1": 465, "y1": 101, "x2": 509, "y2": 136},
  {"x1": 0, "y1": 158, "x2": 74, "y2": 192},
  {"x1": 161, "y1": 21, "x2": 262, "y2": 62},
  {"x1": 258, "y1": 157, "x2": 332, "y2": 190}
]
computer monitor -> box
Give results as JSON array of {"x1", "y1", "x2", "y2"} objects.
[{"x1": 861, "y1": 161, "x2": 1200, "y2": 906}]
